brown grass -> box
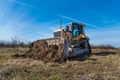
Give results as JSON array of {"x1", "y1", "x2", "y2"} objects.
[{"x1": 0, "y1": 48, "x2": 120, "y2": 80}]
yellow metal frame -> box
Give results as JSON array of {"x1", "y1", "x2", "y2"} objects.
[
  {"x1": 73, "y1": 34, "x2": 86, "y2": 41},
  {"x1": 61, "y1": 23, "x2": 87, "y2": 41},
  {"x1": 61, "y1": 30, "x2": 67, "y2": 38}
]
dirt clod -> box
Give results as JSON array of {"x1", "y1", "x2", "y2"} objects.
[{"x1": 24, "y1": 40, "x2": 63, "y2": 62}]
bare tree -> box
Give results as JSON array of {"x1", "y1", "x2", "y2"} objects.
[{"x1": 0, "y1": 36, "x2": 30, "y2": 49}]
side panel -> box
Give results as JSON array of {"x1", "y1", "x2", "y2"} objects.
[
  {"x1": 61, "y1": 30, "x2": 67, "y2": 38},
  {"x1": 42, "y1": 38, "x2": 64, "y2": 45}
]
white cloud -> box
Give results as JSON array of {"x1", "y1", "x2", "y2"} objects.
[
  {"x1": 0, "y1": 26, "x2": 15, "y2": 40},
  {"x1": 0, "y1": 0, "x2": 119, "y2": 48},
  {"x1": 35, "y1": 32, "x2": 53, "y2": 39},
  {"x1": 9, "y1": 0, "x2": 100, "y2": 29},
  {"x1": 0, "y1": 20, "x2": 26, "y2": 40},
  {"x1": 48, "y1": 24, "x2": 63, "y2": 31},
  {"x1": 9, "y1": 0, "x2": 33, "y2": 8},
  {"x1": 86, "y1": 26, "x2": 120, "y2": 47},
  {"x1": 57, "y1": 14, "x2": 99, "y2": 28}
]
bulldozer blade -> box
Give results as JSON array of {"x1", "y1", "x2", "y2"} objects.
[{"x1": 63, "y1": 38, "x2": 89, "y2": 59}]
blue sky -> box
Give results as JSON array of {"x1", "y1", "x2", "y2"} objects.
[{"x1": 0, "y1": 0, "x2": 120, "y2": 47}]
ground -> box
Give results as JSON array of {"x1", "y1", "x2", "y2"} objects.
[{"x1": 0, "y1": 48, "x2": 120, "y2": 80}]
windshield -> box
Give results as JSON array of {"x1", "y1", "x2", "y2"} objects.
[
  {"x1": 65, "y1": 23, "x2": 83, "y2": 38},
  {"x1": 72, "y1": 24, "x2": 82, "y2": 38}
]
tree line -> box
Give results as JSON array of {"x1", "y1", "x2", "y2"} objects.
[
  {"x1": 91, "y1": 44, "x2": 116, "y2": 49},
  {"x1": 0, "y1": 36, "x2": 117, "y2": 49},
  {"x1": 0, "y1": 37, "x2": 31, "y2": 48}
]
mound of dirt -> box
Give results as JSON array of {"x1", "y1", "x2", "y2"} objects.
[{"x1": 24, "y1": 40, "x2": 64, "y2": 62}]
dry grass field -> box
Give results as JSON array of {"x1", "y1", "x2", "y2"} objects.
[{"x1": 0, "y1": 48, "x2": 120, "y2": 80}]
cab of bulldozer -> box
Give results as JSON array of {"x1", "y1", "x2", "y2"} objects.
[{"x1": 65, "y1": 23, "x2": 85, "y2": 38}]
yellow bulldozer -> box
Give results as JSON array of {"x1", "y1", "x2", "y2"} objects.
[{"x1": 42, "y1": 22, "x2": 91, "y2": 59}]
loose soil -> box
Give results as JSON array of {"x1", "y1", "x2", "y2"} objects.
[{"x1": 24, "y1": 40, "x2": 64, "y2": 62}]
